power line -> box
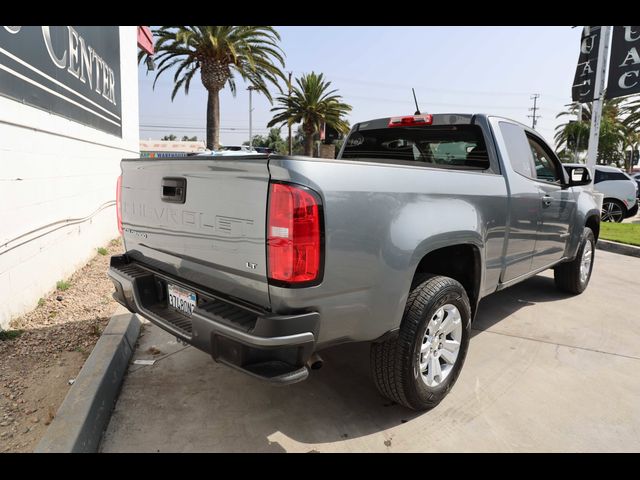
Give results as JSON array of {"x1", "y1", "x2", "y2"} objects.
[
  {"x1": 528, "y1": 94, "x2": 541, "y2": 129},
  {"x1": 342, "y1": 93, "x2": 550, "y2": 112},
  {"x1": 139, "y1": 124, "x2": 269, "y2": 131},
  {"x1": 143, "y1": 70, "x2": 570, "y2": 102},
  {"x1": 288, "y1": 70, "x2": 571, "y2": 101}
]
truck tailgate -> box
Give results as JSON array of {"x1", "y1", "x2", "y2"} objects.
[{"x1": 120, "y1": 156, "x2": 271, "y2": 309}]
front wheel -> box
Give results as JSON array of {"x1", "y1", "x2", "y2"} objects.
[
  {"x1": 554, "y1": 227, "x2": 595, "y2": 294},
  {"x1": 370, "y1": 275, "x2": 471, "y2": 410}
]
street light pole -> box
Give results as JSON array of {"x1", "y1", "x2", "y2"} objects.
[
  {"x1": 247, "y1": 86, "x2": 258, "y2": 149},
  {"x1": 287, "y1": 71, "x2": 293, "y2": 155}
]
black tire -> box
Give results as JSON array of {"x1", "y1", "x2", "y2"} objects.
[
  {"x1": 554, "y1": 227, "x2": 595, "y2": 294},
  {"x1": 601, "y1": 199, "x2": 626, "y2": 223},
  {"x1": 370, "y1": 274, "x2": 471, "y2": 411}
]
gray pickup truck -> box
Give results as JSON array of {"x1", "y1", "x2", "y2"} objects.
[{"x1": 109, "y1": 113, "x2": 600, "y2": 410}]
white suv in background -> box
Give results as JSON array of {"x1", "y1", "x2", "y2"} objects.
[
  {"x1": 190, "y1": 145, "x2": 263, "y2": 157},
  {"x1": 564, "y1": 164, "x2": 638, "y2": 222}
]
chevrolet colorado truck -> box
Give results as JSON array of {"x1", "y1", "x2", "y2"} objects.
[{"x1": 109, "y1": 113, "x2": 600, "y2": 410}]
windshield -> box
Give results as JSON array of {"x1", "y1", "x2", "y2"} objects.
[{"x1": 341, "y1": 124, "x2": 489, "y2": 170}]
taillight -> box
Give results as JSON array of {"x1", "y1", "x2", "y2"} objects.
[
  {"x1": 267, "y1": 182, "x2": 322, "y2": 286},
  {"x1": 116, "y1": 175, "x2": 123, "y2": 235},
  {"x1": 388, "y1": 114, "x2": 433, "y2": 127}
]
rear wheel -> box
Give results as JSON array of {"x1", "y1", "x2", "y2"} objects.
[
  {"x1": 370, "y1": 275, "x2": 471, "y2": 410},
  {"x1": 601, "y1": 199, "x2": 625, "y2": 222},
  {"x1": 554, "y1": 227, "x2": 595, "y2": 294}
]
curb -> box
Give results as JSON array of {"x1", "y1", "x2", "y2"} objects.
[
  {"x1": 34, "y1": 307, "x2": 141, "y2": 453},
  {"x1": 596, "y1": 239, "x2": 640, "y2": 258}
]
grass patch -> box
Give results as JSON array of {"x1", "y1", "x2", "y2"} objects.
[
  {"x1": 0, "y1": 329, "x2": 24, "y2": 341},
  {"x1": 97, "y1": 247, "x2": 109, "y2": 256},
  {"x1": 600, "y1": 223, "x2": 640, "y2": 247},
  {"x1": 56, "y1": 280, "x2": 71, "y2": 291},
  {"x1": 37, "y1": 297, "x2": 45, "y2": 307}
]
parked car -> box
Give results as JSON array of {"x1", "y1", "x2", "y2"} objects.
[
  {"x1": 189, "y1": 145, "x2": 263, "y2": 156},
  {"x1": 563, "y1": 164, "x2": 638, "y2": 222},
  {"x1": 632, "y1": 173, "x2": 640, "y2": 200},
  {"x1": 253, "y1": 146, "x2": 274, "y2": 154},
  {"x1": 110, "y1": 113, "x2": 599, "y2": 411}
]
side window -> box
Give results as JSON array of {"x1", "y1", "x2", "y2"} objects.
[
  {"x1": 498, "y1": 121, "x2": 535, "y2": 178},
  {"x1": 612, "y1": 171, "x2": 630, "y2": 181},
  {"x1": 527, "y1": 136, "x2": 560, "y2": 183},
  {"x1": 594, "y1": 169, "x2": 604, "y2": 183}
]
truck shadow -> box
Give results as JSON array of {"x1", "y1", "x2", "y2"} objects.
[
  {"x1": 235, "y1": 273, "x2": 574, "y2": 450},
  {"x1": 107, "y1": 273, "x2": 575, "y2": 452},
  {"x1": 471, "y1": 273, "x2": 571, "y2": 338}
]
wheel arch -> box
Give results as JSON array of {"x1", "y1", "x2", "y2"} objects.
[
  {"x1": 411, "y1": 243, "x2": 482, "y2": 321},
  {"x1": 585, "y1": 213, "x2": 600, "y2": 241}
]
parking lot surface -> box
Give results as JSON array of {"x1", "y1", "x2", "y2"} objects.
[{"x1": 101, "y1": 250, "x2": 640, "y2": 452}]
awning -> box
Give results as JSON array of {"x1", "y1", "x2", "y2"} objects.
[{"x1": 137, "y1": 26, "x2": 154, "y2": 55}]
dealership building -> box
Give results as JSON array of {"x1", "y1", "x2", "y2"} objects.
[{"x1": 0, "y1": 26, "x2": 150, "y2": 328}]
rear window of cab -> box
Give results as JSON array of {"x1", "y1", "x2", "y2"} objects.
[{"x1": 341, "y1": 124, "x2": 490, "y2": 171}]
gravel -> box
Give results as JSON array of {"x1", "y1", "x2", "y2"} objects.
[{"x1": 0, "y1": 238, "x2": 124, "y2": 453}]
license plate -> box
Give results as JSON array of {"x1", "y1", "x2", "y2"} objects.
[{"x1": 167, "y1": 284, "x2": 196, "y2": 317}]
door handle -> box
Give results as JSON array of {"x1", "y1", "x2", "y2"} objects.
[
  {"x1": 161, "y1": 177, "x2": 187, "y2": 204},
  {"x1": 542, "y1": 195, "x2": 552, "y2": 207}
]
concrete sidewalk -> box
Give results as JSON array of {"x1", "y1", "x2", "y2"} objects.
[{"x1": 101, "y1": 250, "x2": 640, "y2": 452}]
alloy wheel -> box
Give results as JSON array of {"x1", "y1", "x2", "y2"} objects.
[
  {"x1": 601, "y1": 201, "x2": 624, "y2": 222},
  {"x1": 418, "y1": 304, "x2": 462, "y2": 388}
]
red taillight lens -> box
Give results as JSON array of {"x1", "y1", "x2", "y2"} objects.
[
  {"x1": 116, "y1": 175, "x2": 123, "y2": 235},
  {"x1": 388, "y1": 114, "x2": 433, "y2": 127},
  {"x1": 267, "y1": 182, "x2": 322, "y2": 285}
]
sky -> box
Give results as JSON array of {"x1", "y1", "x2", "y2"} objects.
[{"x1": 138, "y1": 26, "x2": 584, "y2": 147}]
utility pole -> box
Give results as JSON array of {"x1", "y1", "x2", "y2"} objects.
[
  {"x1": 585, "y1": 26, "x2": 612, "y2": 188},
  {"x1": 287, "y1": 71, "x2": 293, "y2": 155},
  {"x1": 247, "y1": 86, "x2": 258, "y2": 148},
  {"x1": 528, "y1": 94, "x2": 540, "y2": 129}
]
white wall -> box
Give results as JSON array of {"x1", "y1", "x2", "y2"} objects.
[{"x1": 0, "y1": 27, "x2": 139, "y2": 329}]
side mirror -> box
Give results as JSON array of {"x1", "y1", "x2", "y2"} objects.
[{"x1": 567, "y1": 166, "x2": 592, "y2": 187}]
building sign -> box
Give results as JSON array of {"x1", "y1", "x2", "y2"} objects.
[
  {"x1": 0, "y1": 26, "x2": 122, "y2": 137},
  {"x1": 572, "y1": 26, "x2": 601, "y2": 103},
  {"x1": 606, "y1": 26, "x2": 640, "y2": 100}
]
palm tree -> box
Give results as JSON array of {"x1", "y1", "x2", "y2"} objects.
[
  {"x1": 554, "y1": 99, "x2": 627, "y2": 165},
  {"x1": 268, "y1": 72, "x2": 352, "y2": 157},
  {"x1": 140, "y1": 26, "x2": 286, "y2": 150},
  {"x1": 623, "y1": 97, "x2": 640, "y2": 131}
]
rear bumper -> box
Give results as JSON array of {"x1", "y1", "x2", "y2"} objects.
[{"x1": 108, "y1": 255, "x2": 319, "y2": 385}]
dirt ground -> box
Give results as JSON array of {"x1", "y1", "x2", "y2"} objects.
[{"x1": 0, "y1": 238, "x2": 124, "y2": 453}]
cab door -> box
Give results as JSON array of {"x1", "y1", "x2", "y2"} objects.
[
  {"x1": 491, "y1": 120, "x2": 541, "y2": 282},
  {"x1": 526, "y1": 134, "x2": 576, "y2": 270}
]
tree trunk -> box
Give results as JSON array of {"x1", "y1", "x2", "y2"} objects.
[
  {"x1": 303, "y1": 122, "x2": 315, "y2": 157},
  {"x1": 304, "y1": 134, "x2": 314, "y2": 157},
  {"x1": 206, "y1": 89, "x2": 221, "y2": 150}
]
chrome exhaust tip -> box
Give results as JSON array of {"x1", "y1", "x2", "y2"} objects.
[{"x1": 306, "y1": 352, "x2": 324, "y2": 370}]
